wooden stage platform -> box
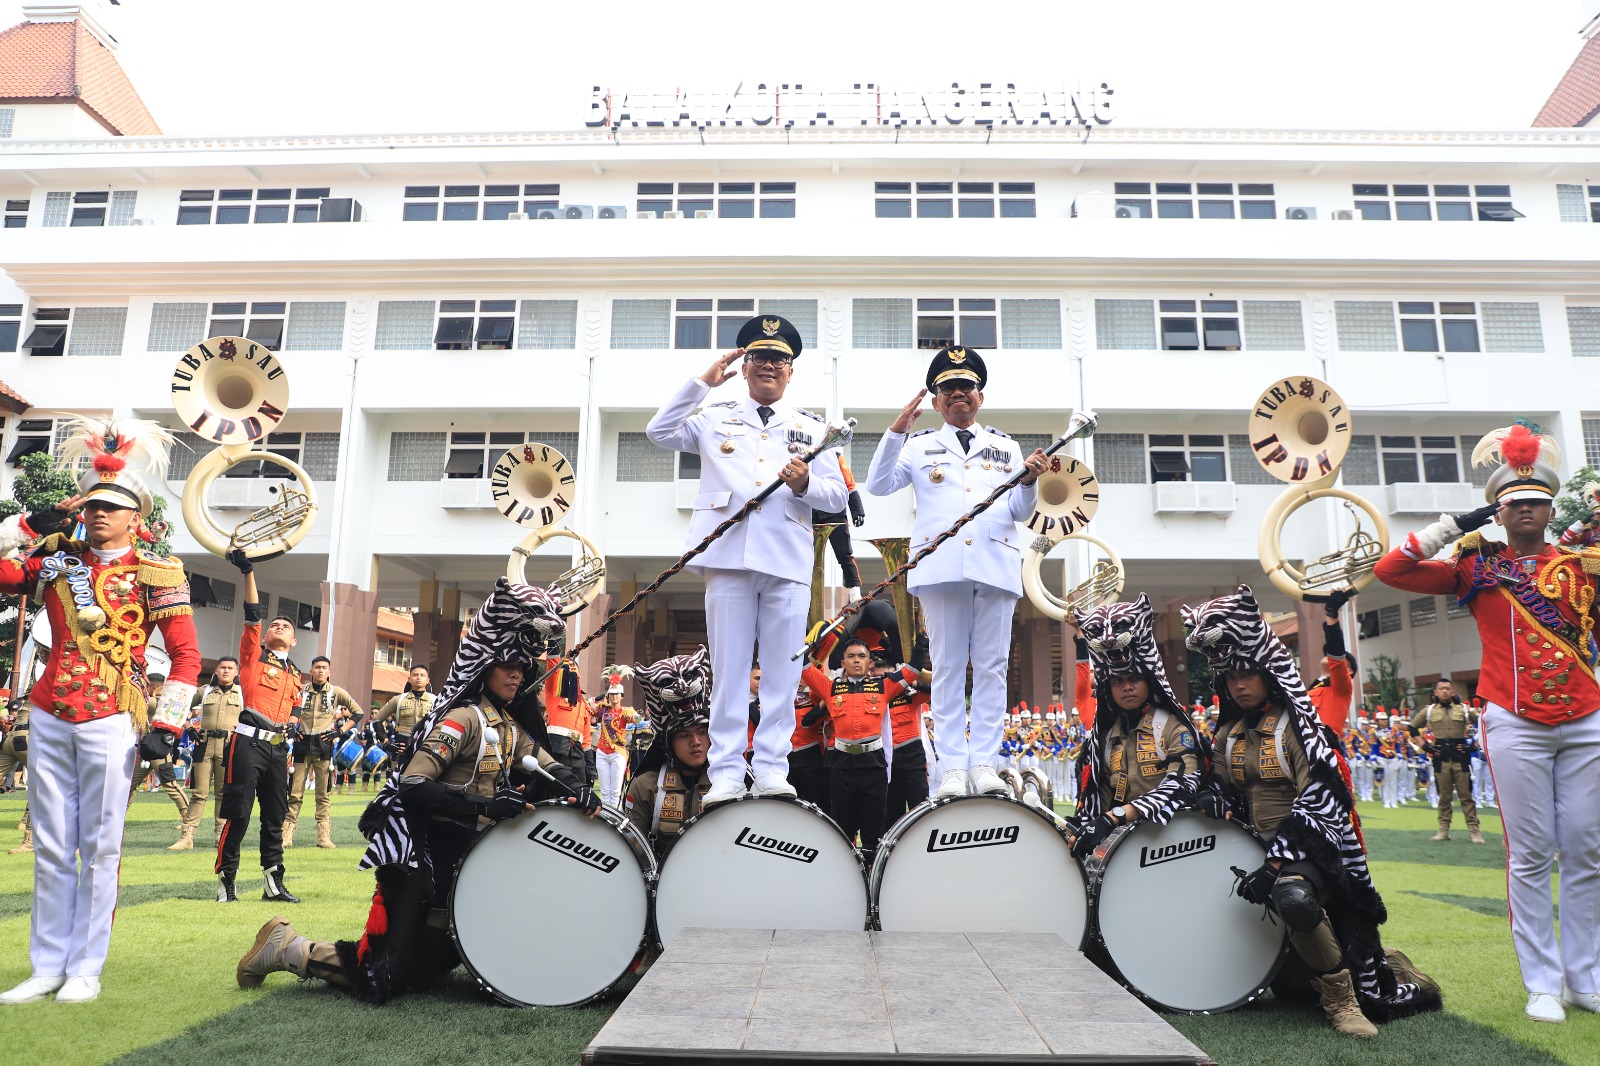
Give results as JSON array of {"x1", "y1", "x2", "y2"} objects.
[{"x1": 583, "y1": 929, "x2": 1214, "y2": 1065}]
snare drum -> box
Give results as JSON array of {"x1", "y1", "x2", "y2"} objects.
[
  {"x1": 362, "y1": 746, "x2": 389, "y2": 774},
  {"x1": 871, "y1": 795, "x2": 1088, "y2": 945},
  {"x1": 1085, "y1": 809, "x2": 1287, "y2": 1014},
  {"x1": 652, "y1": 796, "x2": 867, "y2": 948},
  {"x1": 332, "y1": 738, "x2": 365, "y2": 773},
  {"x1": 451, "y1": 802, "x2": 656, "y2": 1007}
]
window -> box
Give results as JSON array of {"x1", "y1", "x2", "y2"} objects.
[
  {"x1": 916, "y1": 298, "x2": 996, "y2": 349},
  {"x1": 617, "y1": 431, "x2": 674, "y2": 481},
  {"x1": 1398, "y1": 302, "x2": 1479, "y2": 353},
  {"x1": 0, "y1": 108, "x2": 12, "y2": 138},
  {"x1": 1446, "y1": 600, "x2": 1472, "y2": 621},
  {"x1": 443, "y1": 430, "x2": 578, "y2": 481},
  {"x1": 207, "y1": 302, "x2": 286, "y2": 350},
  {"x1": 22, "y1": 307, "x2": 68, "y2": 356},
  {"x1": 432, "y1": 300, "x2": 516, "y2": 350},
  {"x1": 1351, "y1": 183, "x2": 1521, "y2": 222},
  {"x1": 4, "y1": 199, "x2": 27, "y2": 228},
  {"x1": 1113, "y1": 181, "x2": 1275, "y2": 220},
  {"x1": 19, "y1": 307, "x2": 125, "y2": 358},
  {"x1": 1092, "y1": 434, "x2": 1148, "y2": 484},
  {"x1": 1567, "y1": 307, "x2": 1600, "y2": 356},
  {"x1": 852, "y1": 298, "x2": 914, "y2": 348},
  {"x1": 277, "y1": 596, "x2": 321, "y2": 632},
  {"x1": 515, "y1": 300, "x2": 578, "y2": 350},
  {"x1": 613, "y1": 298, "x2": 816, "y2": 350},
  {"x1": 1584, "y1": 416, "x2": 1600, "y2": 469},
  {"x1": 39, "y1": 190, "x2": 135, "y2": 227},
  {"x1": 177, "y1": 188, "x2": 329, "y2": 225},
  {"x1": 1378, "y1": 604, "x2": 1402, "y2": 634},
  {"x1": 403, "y1": 183, "x2": 559, "y2": 222},
  {"x1": 1480, "y1": 302, "x2": 1543, "y2": 353},
  {"x1": 1148, "y1": 434, "x2": 1228, "y2": 482},
  {"x1": 7, "y1": 418, "x2": 55, "y2": 466},
  {"x1": 190, "y1": 574, "x2": 237, "y2": 612},
  {"x1": 1379, "y1": 435, "x2": 1460, "y2": 484},
  {"x1": 375, "y1": 636, "x2": 411, "y2": 668},
  {"x1": 0, "y1": 304, "x2": 19, "y2": 352},
  {"x1": 874, "y1": 181, "x2": 1034, "y2": 219},
  {"x1": 635, "y1": 181, "x2": 794, "y2": 219},
  {"x1": 1409, "y1": 597, "x2": 1437, "y2": 627},
  {"x1": 610, "y1": 299, "x2": 672, "y2": 349},
  {"x1": 386, "y1": 431, "x2": 446, "y2": 481},
  {"x1": 674, "y1": 298, "x2": 745, "y2": 349},
  {"x1": 1158, "y1": 299, "x2": 1240, "y2": 351},
  {"x1": 216, "y1": 431, "x2": 339, "y2": 480},
  {"x1": 999, "y1": 299, "x2": 1062, "y2": 349}
]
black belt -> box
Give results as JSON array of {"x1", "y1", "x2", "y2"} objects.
[{"x1": 206, "y1": 729, "x2": 229, "y2": 739}]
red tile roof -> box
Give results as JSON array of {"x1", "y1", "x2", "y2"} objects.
[
  {"x1": 1534, "y1": 32, "x2": 1600, "y2": 127},
  {"x1": 0, "y1": 378, "x2": 32, "y2": 415},
  {"x1": 0, "y1": 18, "x2": 159, "y2": 136}
]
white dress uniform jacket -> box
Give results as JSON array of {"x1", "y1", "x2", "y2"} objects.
[
  {"x1": 647, "y1": 378, "x2": 847, "y2": 582},
  {"x1": 864, "y1": 423, "x2": 1036, "y2": 594}
]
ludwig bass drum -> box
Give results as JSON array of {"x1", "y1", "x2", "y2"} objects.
[
  {"x1": 871, "y1": 795, "x2": 1088, "y2": 945},
  {"x1": 652, "y1": 796, "x2": 868, "y2": 948},
  {"x1": 451, "y1": 802, "x2": 656, "y2": 1007},
  {"x1": 1084, "y1": 809, "x2": 1287, "y2": 1014}
]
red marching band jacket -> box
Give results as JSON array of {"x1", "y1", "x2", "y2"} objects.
[
  {"x1": 0, "y1": 533, "x2": 201, "y2": 731},
  {"x1": 1374, "y1": 531, "x2": 1599, "y2": 726},
  {"x1": 801, "y1": 664, "x2": 918, "y2": 743}
]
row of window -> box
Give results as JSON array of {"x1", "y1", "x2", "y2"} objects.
[
  {"x1": 2, "y1": 297, "x2": 1593, "y2": 356},
  {"x1": 386, "y1": 431, "x2": 581, "y2": 482},
  {"x1": 375, "y1": 636, "x2": 412, "y2": 668},
  {"x1": 18, "y1": 179, "x2": 1600, "y2": 227},
  {"x1": 1358, "y1": 596, "x2": 1470, "y2": 639}
]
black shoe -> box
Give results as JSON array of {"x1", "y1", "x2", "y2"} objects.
[
  {"x1": 262, "y1": 865, "x2": 301, "y2": 904},
  {"x1": 217, "y1": 873, "x2": 238, "y2": 903}
]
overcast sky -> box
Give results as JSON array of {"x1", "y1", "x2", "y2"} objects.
[{"x1": 3, "y1": 0, "x2": 1593, "y2": 135}]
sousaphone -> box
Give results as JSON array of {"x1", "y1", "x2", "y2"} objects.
[
  {"x1": 497, "y1": 441, "x2": 606, "y2": 616},
  {"x1": 1019, "y1": 411, "x2": 1124, "y2": 621},
  {"x1": 171, "y1": 336, "x2": 318, "y2": 561},
  {"x1": 1250, "y1": 376, "x2": 1389, "y2": 601}
]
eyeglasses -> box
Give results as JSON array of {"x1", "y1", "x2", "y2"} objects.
[
  {"x1": 745, "y1": 352, "x2": 793, "y2": 367},
  {"x1": 935, "y1": 380, "x2": 978, "y2": 394}
]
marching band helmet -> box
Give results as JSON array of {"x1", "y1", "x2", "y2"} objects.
[
  {"x1": 59, "y1": 416, "x2": 175, "y2": 519},
  {"x1": 1472, "y1": 422, "x2": 1562, "y2": 506}
]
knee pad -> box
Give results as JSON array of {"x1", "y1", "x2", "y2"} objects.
[{"x1": 1271, "y1": 875, "x2": 1324, "y2": 934}]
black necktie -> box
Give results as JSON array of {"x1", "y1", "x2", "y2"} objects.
[
  {"x1": 956, "y1": 429, "x2": 973, "y2": 454},
  {"x1": 757, "y1": 406, "x2": 774, "y2": 426}
]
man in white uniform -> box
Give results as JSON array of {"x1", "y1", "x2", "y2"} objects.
[
  {"x1": 647, "y1": 316, "x2": 847, "y2": 806},
  {"x1": 865, "y1": 347, "x2": 1048, "y2": 799}
]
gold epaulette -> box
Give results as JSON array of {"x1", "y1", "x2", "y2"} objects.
[
  {"x1": 38, "y1": 532, "x2": 89, "y2": 554},
  {"x1": 136, "y1": 551, "x2": 187, "y2": 588},
  {"x1": 1452, "y1": 531, "x2": 1484, "y2": 559}
]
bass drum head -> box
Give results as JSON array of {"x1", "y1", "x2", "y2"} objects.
[
  {"x1": 653, "y1": 796, "x2": 867, "y2": 948},
  {"x1": 1090, "y1": 810, "x2": 1286, "y2": 1013},
  {"x1": 451, "y1": 803, "x2": 655, "y2": 1007},
  {"x1": 871, "y1": 795, "x2": 1087, "y2": 946}
]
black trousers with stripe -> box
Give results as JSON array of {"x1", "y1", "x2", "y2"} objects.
[{"x1": 215, "y1": 731, "x2": 289, "y2": 877}]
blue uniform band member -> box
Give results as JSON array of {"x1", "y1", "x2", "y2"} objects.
[
  {"x1": 864, "y1": 347, "x2": 1047, "y2": 799},
  {"x1": 647, "y1": 316, "x2": 847, "y2": 806}
]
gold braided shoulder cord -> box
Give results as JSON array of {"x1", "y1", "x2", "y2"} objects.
[{"x1": 1540, "y1": 556, "x2": 1597, "y2": 650}]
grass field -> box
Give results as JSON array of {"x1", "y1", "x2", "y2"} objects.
[{"x1": 0, "y1": 786, "x2": 1596, "y2": 1066}]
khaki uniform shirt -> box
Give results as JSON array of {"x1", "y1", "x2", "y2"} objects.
[
  {"x1": 1215, "y1": 707, "x2": 1311, "y2": 840},
  {"x1": 300, "y1": 682, "x2": 362, "y2": 734},
  {"x1": 1409, "y1": 701, "x2": 1478, "y2": 741},
  {"x1": 374, "y1": 689, "x2": 434, "y2": 732},
  {"x1": 409, "y1": 697, "x2": 552, "y2": 825},
  {"x1": 192, "y1": 684, "x2": 244, "y2": 735},
  {"x1": 1102, "y1": 709, "x2": 1200, "y2": 805},
  {"x1": 624, "y1": 764, "x2": 710, "y2": 854}
]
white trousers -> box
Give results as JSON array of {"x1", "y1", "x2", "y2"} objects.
[
  {"x1": 703, "y1": 568, "x2": 808, "y2": 784},
  {"x1": 596, "y1": 750, "x2": 628, "y2": 808},
  {"x1": 916, "y1": 582, "x2": 1016, "y2": 776},
  {"x1": 1381, "y1": 757, "x2": 1403, "y2": 807},
  {"x1": 1481, "y1": 703, "x2": 1600, "y2": 997},
  {"x1": 27, "y1": 708, "x2": 136, "y2": 979}
]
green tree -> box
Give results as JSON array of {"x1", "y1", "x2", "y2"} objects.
[
  {"x1": 1550, "y1": 464, "x2": 1599, "y2": 538},
  {"x1": 1364, "y1": 653, "x2": 1413, "y2": 712},
  {"x1": 1186, "y1": 645, "x2": 1215, "y2": 705},
  {"x1": 0, "y1": 451, "x2": 78, "y2": 683}
]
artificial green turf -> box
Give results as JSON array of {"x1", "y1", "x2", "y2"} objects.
[{"x1": 0, "y1": 787, "x2": 1596, "y2": 1065}]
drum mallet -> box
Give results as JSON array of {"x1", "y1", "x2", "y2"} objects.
[{"x1": 1021, "y1": 790, "x2": 1072, "y2": 829}]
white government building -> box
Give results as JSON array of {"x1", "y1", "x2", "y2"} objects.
[{"x1": 1, "y1": 2, "x2": 1598, "y2": 710}]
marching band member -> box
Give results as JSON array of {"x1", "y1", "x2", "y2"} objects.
[
  {"x1": 179, "y1": 658, "x2": 243, "y2": 846},
  {"x1": 1064, "y1": 597, "x2": 1203, "y2": 861},
  {"x1": 237, "y1": 581, "x2": 597, "y2": 1002},
  {"x1": 646, "y1": 315, "x2": 847, "y2": 806},
  {"x1": 284, "y1": 656, "x2": 362, "y2": 850},
  {"x1": 595, "y1": 670, "x2": 638, "y2": 809},
  {"x1": 1306, "y1": 590, "x2": 1356, "y2": 735},
  {"x1": 865, "y1": 346, "x2": 1047, "y2": 800},
  {"x1": 625, "y1": 647, "x2": 715, "y2": 859},
  {"x1": 1374, "y1": 422, "x2": 1600, "y2": 1023},
  {"x1": 0, "y1": 701, "x2": 31, "y2": 853},
  {"x1": 1186, "y1": 585, "x2": 1440, "y2": 1038},
  {"x1": 786, "y1": 676, "x2": 828, "y2": 811},
  {"x1": 1407, "y1": 680, "x2": 1483, "y2": 843},
  {"x1": 0, "y1": 418, "x2": 200, "y2": 1006},
  {"x1": 1377, "y1": 712, "x2": 1402, "y2": 808},
  {"x1": 885, "y1": 674, "x2": 930, "y2": 822},
  {"x1": 129, "y1": 674, "x2": 193, "y2": 839},
  {"x1": 366, "y1": 664, "x2": 434, "y2": 763}
]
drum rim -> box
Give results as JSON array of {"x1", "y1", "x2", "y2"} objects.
[
  {"x1": 1084, "y1": 809, "x2": 1288, "y2": 1015},
  {"x1": 869, "y1": 792, "x2": 1087, "y2": 948},
  {"x1": 449, "y1": 800, "x2": 656, "y2": 1009}
]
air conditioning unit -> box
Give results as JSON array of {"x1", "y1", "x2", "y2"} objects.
[
  {"x1": 1071, "y1": 191, "x2": 1116, "y2": 219},
  {"x1": 597, "y1": 205, "x2": 628, "y2": 219},
  {"x1": 507, "y1": 211, "x2": 530, "y2": 220},
  {"x1": 635, "y1": 212, "x2": 655, "y2": 220},
  {"x1": 1385, "y1": 482, "x2": 1477, "y2": 515},
  {"x1": 532, "y1": 206, "x2": 562, "y2": 220},
  {"x1": 1152, "y1": 481, "x2": 1237, "y2": 514},
  {"x1": 318, "y1": 197, "x2": 364, "y2": 222},
  {"x1": 1285, "y1": 206, "x2": 1316, "y2": 220},
  {"x1": 662, "y1": 210, "x2": 685, "y2": 219},
  {"x1": 1330, "y1": 208, "x2": 1356, "y2": 221},
  {"x1": 128, "y1": 218, "x2": 155, "y2": 227},
  {"x1": 692, "y1": 209, "x2": 714, "y2": 220},
  {"x1": 438, "y1": 478, "x2": 494, "y2": 509},
  {"x1": 564, "y1": 205, "x2": 594, "y2": 219},
  {"x1": 1113, "y1": 205, "x2": 1136, "y2": 219},
  {"x1": 210, "y1": 479, "x2": 278, "y2": 510}
]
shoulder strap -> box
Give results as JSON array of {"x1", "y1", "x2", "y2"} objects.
[{"x1": 1151, "y1": 709, "x2": 1170, "y2": 759}]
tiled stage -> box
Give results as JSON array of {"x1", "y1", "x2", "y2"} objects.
[{"x1": 583, "y1": 929, "x2": 1214, "y2": 1065}]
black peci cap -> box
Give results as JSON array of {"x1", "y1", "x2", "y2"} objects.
[
  {"x1": 736, "y1": 315, "x2": 803, "y2": 359},
  {"x1": 925, "y1": 346, "x2": 987, "y2": 391}
]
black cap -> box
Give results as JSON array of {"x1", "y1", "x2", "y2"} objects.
[
  {"x1": 736, "y1": 315, "x2": 803, "y2": 359},
  {"x1": 925, "y1": 346, "x2": 987, "y2": 391}
]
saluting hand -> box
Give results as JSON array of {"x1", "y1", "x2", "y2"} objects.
[
  {"x1": 890, "y1": 389, "x2": 928, "y2": 434},
  {"x1": 699, "y1": 348, "x2": 745, "y2": 387}
]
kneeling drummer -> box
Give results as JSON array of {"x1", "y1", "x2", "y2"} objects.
[{"x1": 623, "y1": 708, "x2": 711, "y2": 861}]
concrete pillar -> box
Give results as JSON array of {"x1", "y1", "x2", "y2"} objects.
[
  {"x1": 575, "y1": 592, "x2": 613, "y2": 694},
  {"x1": 320, "y1": 582, "x2": 381, "y2": 706},
  {"x1": 1297, "y1": 600, "x2": 1324, "y2": 691},
  {"x1": 1155, "y1": 608, "x2": 1191, "y2": 705},
  {"x1": 612, "y1": 582, "x2": 640, "y2": 703},
  {"x1": 1023, "y1": 614, "x2": 1053, "y2": 707}
]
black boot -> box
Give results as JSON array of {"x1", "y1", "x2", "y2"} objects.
[
  {"x1": 262, "y1": 865, "x2": 301, "y2": 904},
  {"x1": 217, "y1": 872, "x2": 238, "y2": 903}
]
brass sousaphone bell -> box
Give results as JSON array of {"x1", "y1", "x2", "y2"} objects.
[
  {"x1": 1019, "y1": 410, "x2": 1125, "y2": 621},
  {"x1": 1250, "y1": 376, "x2": 1389, "y2": 601},
  {"x1": 496, "y1": 442, "x2": 606, "y2": 616},
  {"x1": 171, "y1": 336, "x2": 318, "y2": 561}
]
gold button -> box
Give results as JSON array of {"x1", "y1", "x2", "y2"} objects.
[
  {"x1": 966, "y1": 487, "x2": 972, "y2": 493},
  {"x1": 759, "y1": 458, "x2": 765, "y2": 463},
  {"x1": 756, "y1": 481, "x2": 763, "y2": 486},
  {"x1": 761, "y1": 433, "x2": 769, "y2": 440},
  {"x1": 965, "y1": 537, "x2": 973, "y2": 545}
]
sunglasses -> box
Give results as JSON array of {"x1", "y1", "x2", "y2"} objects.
[{"x1": 935, "y1": 381, "x2": 979, "y2": 394}]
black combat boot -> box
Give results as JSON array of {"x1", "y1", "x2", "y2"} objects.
[
  {"x1": 262, "y1": 865, "x2": 301, "y2": 904},
  {"x1": 217, "y1": 872, "x2": 238, "y2": 903}
]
